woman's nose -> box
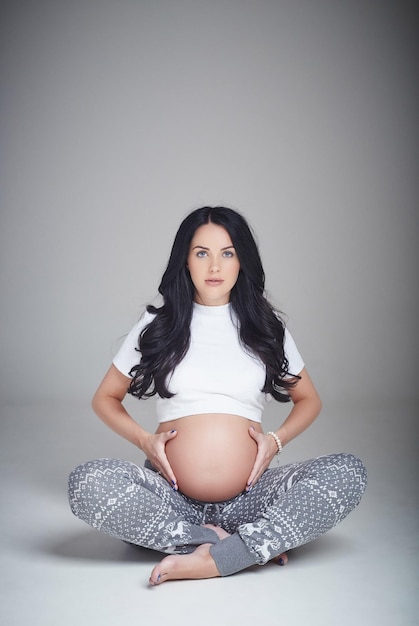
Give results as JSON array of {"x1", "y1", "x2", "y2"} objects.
[{"x1": 209, "y1": 259, "x2": 220, "y2": 272}]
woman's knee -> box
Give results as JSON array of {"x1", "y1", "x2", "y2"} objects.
[
  {"x1": 67, "y1": 458, "x2": 136, "y2": 518},
  {"x1": 68, "y1": 459, "x2": 100, "y2": 518},
  {"x1": 318, "y1": 452, "x2": 368, "y2": 502},
  {"x1": 331, "y1": 453, "x2": 367, "y2": 486}
]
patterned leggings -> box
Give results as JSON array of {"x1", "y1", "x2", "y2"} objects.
[{"x1": 68, "y1": 453, "x2": 367, "y2": 576}]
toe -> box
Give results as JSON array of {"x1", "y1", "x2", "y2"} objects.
[{"x1": 273, "y1": 552, "x2": 288, "y2": 566}]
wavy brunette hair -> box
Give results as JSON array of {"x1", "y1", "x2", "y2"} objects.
[{"x1": 129, "y1": 206, "x2": 299, "y2": 402}]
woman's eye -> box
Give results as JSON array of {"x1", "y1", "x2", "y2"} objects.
[
  {"x1": 196, "y1": 250, "x2": 208, "y2": 258},
  {"x1": 223, "y1": 250, "x2": 234, "y2": 258}
]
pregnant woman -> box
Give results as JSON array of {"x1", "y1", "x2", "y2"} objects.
[{"x1": 68, "y1": 206, "x2": 367, "y2": 585}]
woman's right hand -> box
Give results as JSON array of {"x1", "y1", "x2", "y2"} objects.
[
  {"x1": 91, "y1": 365, "x2": 179, "y2": 488},
  {"x1": 142, "y1": 430, "x2": 179, "y2": 490}
]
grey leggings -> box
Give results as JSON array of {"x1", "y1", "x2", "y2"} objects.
[{"x1": 68, "y1": 453, "x2": 367, "y2": 576}]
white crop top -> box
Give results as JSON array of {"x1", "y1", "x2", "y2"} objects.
[{"x1": 113, "y1": 302, "x2": 304, "y2": 423}]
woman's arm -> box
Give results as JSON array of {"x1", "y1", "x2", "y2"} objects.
[
  {"x1": 247, "y1": 367, "x2": 322, "y2": 489},
  {"x1": 275, "y1": 367, "x2": 322, "y2": 447},
  {"x1": 92, "y1": 364, "x2": 178, "y2": 487},
  {"x1": 92, "y1": 364, "x2": 149, "y2": 447}
]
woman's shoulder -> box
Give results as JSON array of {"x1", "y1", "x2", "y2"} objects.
[
  {"x1": 118, "y1": 308, "x2": 157, "y2": 349},
  {"x1": 127, "y1": 307, "x2": 158, "y2": 331},
  {"x1": 139, "y1": 307, "x2": 157, "y2": 325},
  {"x1": 112, "y1": 308, "x2": 156, "y2": 375}
]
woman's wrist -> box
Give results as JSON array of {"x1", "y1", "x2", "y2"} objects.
[
  {"x1": 267, "y1": 431, "x2": 283, "y2": 456},
  {"x1": 134, "y1": 427, "x2": 152, "y2": 452}
]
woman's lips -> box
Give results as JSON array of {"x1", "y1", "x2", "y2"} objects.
[{"x1": 205, "y1": 279, "x2": 223, "y2": 285}]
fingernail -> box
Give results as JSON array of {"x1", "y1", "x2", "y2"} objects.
[
  {"x1": 278, "y1": 558, "x2": 284, "y2": 566},
  {"x1": 171, "y1": 480, "x2": 176, "y2": 485},
  {"x1": 170, "y1": 429, "x2": 176, "y2": 433},
  {"x1": 157, "y1": 574, "x2": 161, "y2": 582}
]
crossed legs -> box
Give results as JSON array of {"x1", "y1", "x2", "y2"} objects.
[{"x1": 68, "y1": 453, "x2": 367, "y2": 585}]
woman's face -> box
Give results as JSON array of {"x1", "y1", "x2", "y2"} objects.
[{"x1": 187, "y1": 222, "x2": 240, "y2": 306}]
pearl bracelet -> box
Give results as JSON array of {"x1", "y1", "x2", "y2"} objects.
[{"x1": 267, "y1": 431, "x2": 283, "y2": 456}]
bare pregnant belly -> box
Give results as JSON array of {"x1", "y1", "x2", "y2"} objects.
[{"x1": 157, "y1": 414, "x2": 261, "y2": 502}]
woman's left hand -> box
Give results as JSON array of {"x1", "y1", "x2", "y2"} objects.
[{"x1": 246, "y1": 427, "x2": 278, "y2": 491}]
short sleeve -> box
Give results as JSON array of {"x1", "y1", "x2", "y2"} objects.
[
  {"x1": 112, "y1": 311, "x2": 155, "y2": 377},
  {"x1": 283, "y1": 328, "x2": 305, "y2": 376}
]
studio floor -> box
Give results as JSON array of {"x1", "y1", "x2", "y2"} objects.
[{"x1": 1, "y1": 403, "x2": 417, "y2": 626}]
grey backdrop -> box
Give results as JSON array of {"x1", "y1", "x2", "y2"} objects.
[
  {"x1": 1, "y1": 3, "x2": 418, "y2": 624},
  {"x1": 1, "y1": 0, "x2": 417, "y2": 412}
]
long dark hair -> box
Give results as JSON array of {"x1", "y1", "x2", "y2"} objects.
[{"x1": 129, "y1": 206, "x2": 299, "y2": 402}]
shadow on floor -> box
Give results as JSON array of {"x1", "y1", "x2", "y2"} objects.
[
  {"x1": 43, "y1": 526, "x2": 353, "y2": 568},
  {"x1": 45, "y1": 530, "x2": 159, "y2": 564}
]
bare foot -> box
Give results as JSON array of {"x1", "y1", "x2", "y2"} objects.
[
  {"x1": 271, "y1": 551, "x2": 288, "y2": 566},
  {"x1": 149, "y1": 543, "x2": 220, "y2": 586}
]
